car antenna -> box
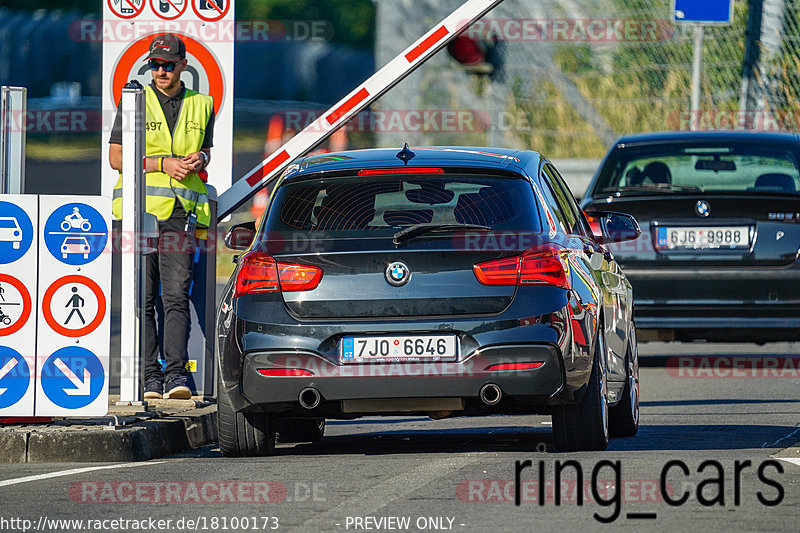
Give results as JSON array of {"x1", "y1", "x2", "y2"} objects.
[{"x1": 396, "y1": 143, "x2": 416, "y2": 166}]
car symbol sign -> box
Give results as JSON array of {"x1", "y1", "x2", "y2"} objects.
[
  {"x1": 385, "y1": 262, "x2": 411, "y2": 287},
  {"x1": 695, "y1": 200, "x2": 710, "y2": 217}
]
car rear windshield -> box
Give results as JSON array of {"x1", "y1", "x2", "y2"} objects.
[
  {"x1": 596, "y1": 145, "x2": 800, "y2": 194},
  {"x1": 264, "y1": 173, "x2": 540, "y2": 236}
]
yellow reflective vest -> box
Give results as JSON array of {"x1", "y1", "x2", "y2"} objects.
[{"x1": 112, "y1": 85, "x2": 213, "y2": 228}]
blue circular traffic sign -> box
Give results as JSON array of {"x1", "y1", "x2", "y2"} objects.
[
  {"x1": 41, "y1": 347, "x2": 105, "y2": 409},
  {"x1": 43, "y1": 203, "x2": 108, "y2": 266},
  {"x1": 0, "y1": 346, "x2": 31, "y2": 409},
  {"x1": 0, "y1": 201, "x2": 34, "y2": 264}
]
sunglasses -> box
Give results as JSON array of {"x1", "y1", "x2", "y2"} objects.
[{"x1": 148, "y1": 60, "x2": 179, "y2": 72}]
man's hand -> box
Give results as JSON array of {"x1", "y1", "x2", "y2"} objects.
[
  {"x1": 182, "y1": 152, "x2": 205, "y2": 173},
  {"x1": 162, "y1": 156, "x2": 195, "y2": 181}
]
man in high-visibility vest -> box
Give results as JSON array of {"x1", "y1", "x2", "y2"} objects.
[{"x1": 108, "y1": 33, "x2": 214, "y2": 400}]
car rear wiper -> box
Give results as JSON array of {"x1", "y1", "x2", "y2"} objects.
[
  {"x1": 392, "y1": 223, "x2": 492, "y2": 244},
  {"x1": 602, "y1": 184, "x2": 704, "y2": 193}
]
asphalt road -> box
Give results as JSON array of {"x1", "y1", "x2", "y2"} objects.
[{"x1": 1, "y1": 344, "x2": 798, "y2": 533}]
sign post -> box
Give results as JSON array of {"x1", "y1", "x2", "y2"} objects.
[
  {"x1": 0, "y1": 86, "x2": 27, "y2": 195},
  {"x1": 119, "y1": 82, "x2": 146, "y2": 403},
  {"x1": 673, "y1": 0, "x2": 735, "y2": 130}
]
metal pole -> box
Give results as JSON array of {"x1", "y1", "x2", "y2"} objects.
[
  {"x1": 119, "y1": 80, "x2": 146, "y2": 403},
  {"x1": 740, "y1": 0, "x2": 764, "y2": 129},
  {"x1": 0, "y1": 86, "x2": 27, "y2": 194},
  {"x1": 690, "y1": 25, "x2": 704, "y2": 131}
]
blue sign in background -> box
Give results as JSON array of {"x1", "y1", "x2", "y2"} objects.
[
  {"x1": 674, "y1": 0, "x2": 733, "y2": 23},
  {"x1": 0, "y1": 201, "x2": 34, "y2": 264},
  {"x1": 0, "y1": 347, "x2": 31, "y2": 409},
  {"x1": 43, "y1": 203, "x2": 108, "y2": 266},
  {"x1": 41, "y1": 346, "x2": 104, "y2": 409}
]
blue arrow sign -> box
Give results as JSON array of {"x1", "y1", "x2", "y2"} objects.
[
  {"x1": 0, "y1": 201, "x2": 34, "y2": 265},
  {"x1": 43, "y1": 203, "x2": 108, "y2": 266},
  {"x1": 0, "y1": 347, "x2": 31, "y2": 409},
  {"x1": 674, "y1": 0, "x2": 733, "y2": 24},
  {"x1": 41, "y1": 347, "x2": 104, "y2": 409}
]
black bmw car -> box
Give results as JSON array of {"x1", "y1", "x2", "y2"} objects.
[
  {"x1": 217, "y1": 146, "x2": 641, "y2": 455},
  {"x1": 582, "y1": 131, "x2": 800, "y2": 343}
]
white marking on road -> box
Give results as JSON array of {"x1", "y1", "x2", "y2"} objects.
[
  {"x1": 0, "y1": 462, "x2": 165, "y2": 488},
  {"x1": 288, "y1": 454, "x2": 486, "y2": 532},
  {"x1": 762, "y1": 422, "x2": 800, "y2": 448}
]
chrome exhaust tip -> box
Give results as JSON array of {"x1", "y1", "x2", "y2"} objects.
[
  {"x1": 298, "y1": 387, "x2": 321, "y2": 409},
  {"x1": 479, "y1": 383, "x2": 503, "y2": 406}
]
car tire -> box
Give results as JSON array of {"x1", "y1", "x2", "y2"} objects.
[
  {"x1": 552, "y1": 327, "x2": 609, "y2": 452},
  {"x1": 277, "y1": 418, "x2": 325, "y2": 443},
  {"x1": 610, "y1": 327, "x2": 639, "y2": 438},
  {"x1": 217, "y1": 376, "x2": 276, "y2": 457}
]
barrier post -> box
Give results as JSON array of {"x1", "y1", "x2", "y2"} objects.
[
  {"x1": 0, "y1": 86, "x2": 26, "y2": 194},
  {"x1": 119, "y1": 80, "x2": 146, "y2": 403},
  {"x1": 187, "y1": 185, "x2": 217, "y2": 397}
]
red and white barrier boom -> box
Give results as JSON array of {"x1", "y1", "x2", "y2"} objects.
[{"x1": 218, "y1": 0, "x2": 505, "y2": 219}]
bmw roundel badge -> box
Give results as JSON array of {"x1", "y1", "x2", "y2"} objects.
[
  {"x1": 695, "y1": 200, "x2": 710, "y2": 217},
  {"x1": 385, "y1": 261, "x2": 411, "y2": 286}
]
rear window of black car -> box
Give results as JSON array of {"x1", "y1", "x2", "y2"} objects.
[
  {"x1": 594, "y1": 145, "x2": 800, "y2": 194},
  {"x1": 264, "y1": 174, "x2": 540, "y2": 235}
]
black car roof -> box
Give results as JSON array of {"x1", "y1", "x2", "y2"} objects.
[
  {"x1": 613, "y1": 130, "x2": 800, "y2": 147},
  {"x1": 281, "y1": 146, "x2": 540, "y2": 182}
]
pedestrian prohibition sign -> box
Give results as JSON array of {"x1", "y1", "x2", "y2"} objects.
[
  {"x1": 0, "y1": 347, "x2": 30, "y2": 409},
  {"x1": 41, "y1": 347, "x2": 105, "y2": 409},
  {"x1": 42, "y1": 275, "x2": 106, "y2": 338}
]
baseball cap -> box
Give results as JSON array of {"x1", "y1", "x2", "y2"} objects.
[{"x1": 144, "y1": 34, "x2": 186, "y2": 62}]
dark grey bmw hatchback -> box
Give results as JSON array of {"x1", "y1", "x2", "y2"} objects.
[{"x1": 217, "y1": 146, "x2": 641, "y2": 455}]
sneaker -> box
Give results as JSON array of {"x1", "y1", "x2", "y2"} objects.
[
  {"x1": 143, "y1": 379, "x2": 163, "y2": 400},
  {"x1": 165, "y1": 376, "x2": 191, "y2": 399}
]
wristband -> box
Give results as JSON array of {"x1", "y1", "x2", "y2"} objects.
[
  {"x1": 199, "y1": 151, "x2": 208, "y2": 168},
  {"x1": 158, "y1": 157, "x2": 163, "y2": 172}
]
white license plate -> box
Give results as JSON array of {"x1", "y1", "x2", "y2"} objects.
[
  {"x1": 341, "y1": 334, "x2": 458, "y2": 362},
  {"x1": 657, "y1": 226, "x2": 749, "y2": 250}
]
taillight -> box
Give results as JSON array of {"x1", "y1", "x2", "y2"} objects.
[
  {"x1": 473, "y1": 244, "x2": 570, "y2": 289},
  {"x1": 519, "y1": 245, "x2": 570, "y2": 289},
  {"x1": 485, "y1": 362, "x2": 544, "y2": 371},
  {"x1": 234, "y1": 252, "x2": 323, "y2": 297},
  {"x1": 257, "y1": 368, "x2": 314, "y2": 377}
]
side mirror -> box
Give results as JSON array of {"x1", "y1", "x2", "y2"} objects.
[
  {"x1": 224, "y1": 221, "x2": 257, "y2": 250},
  {"x1": 585, "y1": 211, "x2": 641, "y2": 244}
]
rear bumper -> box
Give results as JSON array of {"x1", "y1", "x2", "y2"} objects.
[
  {"x1": 240, "y1": 344, "x2": 567, "y2": 414},
  {"x1": 622, "y1": 265, "x2": 800, "y2": 340}
]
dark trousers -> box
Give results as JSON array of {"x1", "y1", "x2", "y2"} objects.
[{"x1": 143, "y1": 201, "x2": 195, "y2": 382}]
